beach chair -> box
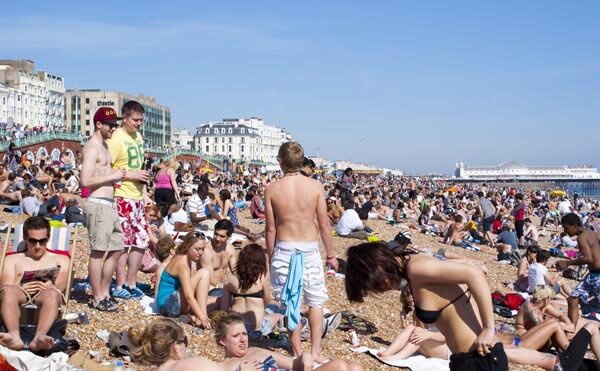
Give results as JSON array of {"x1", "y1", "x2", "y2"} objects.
[{"x1": 0, "y1": 223, "x2": 77, "y2": 327}]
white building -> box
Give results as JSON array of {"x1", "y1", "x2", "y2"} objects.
[
  {"x1": 172, "y1": 128, "x2": 195, "y2": 150},
  {"x1": 0, "y1": 60, "x2": 65, "y2": 130},
  {"x1": 194, "y1": 117, "x2": 291, "y2": 164},
  {"x1": 455, "y1": 161, "x2": 600, "y2": 180}
]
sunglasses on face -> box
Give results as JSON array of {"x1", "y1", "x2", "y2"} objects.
[
  {"x1": 176, "y1": 335, "x2": 188, "y2": 347},
  {"x1": 28, "y1": 237, "x2": 49, "y2": 246}
]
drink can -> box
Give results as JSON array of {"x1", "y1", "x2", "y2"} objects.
[
  {"x1": 78, "y1": 312, "x2": 90, "y2": 325},
  {"x1": 64, "y1": 312, "x2": 79, "y2": 323},
  {"x1": 348, "y1": 328, "x2": 360, "y2": 347},
  {"x1": 325, "y1": 264, "x2": 335, "y2": 276},
  {"x1": 113, "y1": 179, "x2": 122, "y2": 188}
]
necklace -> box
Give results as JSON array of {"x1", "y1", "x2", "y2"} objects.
[{"x1": 284, "y1": 172, "x2": 300, "y2": 177}]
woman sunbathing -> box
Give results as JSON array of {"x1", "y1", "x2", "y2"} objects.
[
  {"x1": 213, "y1": 311, "x2": 363, "y2": 371},
  {"x1": 345, "y1": 242, "x2": 599, "y2": 370}
]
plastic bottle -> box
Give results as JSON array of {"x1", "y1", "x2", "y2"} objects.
[{"x1": 113, "y1": 360, "x2": 124, "y2": 371}]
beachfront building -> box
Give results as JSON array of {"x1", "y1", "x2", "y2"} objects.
[
  {"x1": 0, "y1": 59, "x2": 66, "y2": 131},
  {"x1": 194, "y1": 117, "x2": 291, "y2": 164},
  {"x1": 334, "y1": 160, "x2": 385, "y2": 175},
  {"x1": 454, "y1": 161, "x2": 600, "y2": 180},
  {"x1": 64, "y1": 90, "x2": 172, "y2": 149},
  {"x1": 172, "y1": 128, "x2": 195, "y2": 150}
]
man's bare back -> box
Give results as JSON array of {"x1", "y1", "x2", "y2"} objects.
[
  {"x1": 265, "y1": 174, "x2": 323, "y2": 242},
  {"x1": 579, "y1": 228, "x2": 600, "y2": 271}
]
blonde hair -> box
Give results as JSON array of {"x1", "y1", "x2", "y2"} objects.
[
  {"x1": 277, "y1": 141, "x2": 304, "y2": 173},
  {"x1": 175, "y1": 232, "x2": 205, "y2": 255},
  {"x1": 128, "y1": 318, "x2": 185, "y2": 365},
  {"x1": 532, "y1": 284, "x2": 555, "y2": 303},
  {"x1": 164, "y1": 158, "x2": 180, "y2": 171}
]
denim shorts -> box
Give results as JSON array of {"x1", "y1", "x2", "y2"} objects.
[{"x1": 159, "y1": 291, "x2": 181, "y2": 318}]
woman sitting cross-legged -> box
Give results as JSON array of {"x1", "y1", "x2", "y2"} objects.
[
  {"x1": 155, "y1": 232, "x2": 213, "y2": 329},
  {"x1": 213, "y1": 311, "x2": 364, "y2": 371}
]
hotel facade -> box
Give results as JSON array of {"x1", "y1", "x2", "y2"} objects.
[
  {"x1": 0, "y1": 60, "x2": 65, "y2": 130},
  {"x1": 194, "y1": 117, "x2": 291, "y2": 164}
]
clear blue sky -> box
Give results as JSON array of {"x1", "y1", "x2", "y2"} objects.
[{"x1": 3, "y1": 1, "x2": 599, "y2": 174}]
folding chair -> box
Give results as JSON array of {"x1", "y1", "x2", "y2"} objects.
[{"x1": 0, "y1": 223, "x2": 77, "y2": 327}]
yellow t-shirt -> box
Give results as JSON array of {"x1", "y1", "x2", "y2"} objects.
[{"x1": 107, "y1": 128, "x2": 144, "y2": 200}]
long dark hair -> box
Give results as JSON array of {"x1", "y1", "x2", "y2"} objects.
[
  {"x1": 345, "y1": 242, "x2": 413, "y2": 303},
  {"x1": 235, "y1": 243, "x2": 267, "y2": 292}
]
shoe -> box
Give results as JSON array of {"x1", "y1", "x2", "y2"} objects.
[
  {"x1": 125, "y1": 285, "x2": 145, "y2": 300},
  {"x1": 107, "y1": 296, "x2": 119, "y2": 305},
  {"x1": 89, "y1": 298, "x2": 118, "y2": 312},
  {"x1": 111, "y1": 287, "x2": 132, "y2": 300},
  {"x1": 322, "y1": 312, "x2": 342, "y2": 339}
]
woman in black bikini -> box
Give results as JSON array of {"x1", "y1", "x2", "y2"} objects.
[
  {"x1": 221, "y1": 243, "x2": 278, "y2": 335},
  {"x1": 345, "y1": 242, "x2": 599, "y2": 371}
]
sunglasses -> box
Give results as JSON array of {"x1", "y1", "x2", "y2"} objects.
[
  {"x1": 176, "y1": 335, "x2": 188, "y2": 347},
  {"x1": 101, "y1": 122, "x2": 119, "y2": 130},
  {"x1": 28, "y1": 237, "x2": 49, "y2": 246},
  {"x1": 194, "y1": 231, "x2": 206, "y2": 239}
]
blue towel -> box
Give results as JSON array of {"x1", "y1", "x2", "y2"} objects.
[{"x1": 281, "y1": 251, "x2": 304, "y2": 331}]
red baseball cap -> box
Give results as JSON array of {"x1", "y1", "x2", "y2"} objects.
[{"x1": 93, "y1": 107, "x2": 122, "y2": 125}]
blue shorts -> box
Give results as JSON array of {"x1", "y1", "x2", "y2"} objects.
[
  {"x1": 571, "y1": 271, "x2": 600, "y2": 303},
  {"x1": 159, "y1": 291, "x2": 181, "y2": 318}
]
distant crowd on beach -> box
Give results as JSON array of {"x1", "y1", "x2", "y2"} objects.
[{"x1": 0, "y1": 105, "x2": 600, "y2": 370}]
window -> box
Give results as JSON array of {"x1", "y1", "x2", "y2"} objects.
[
  {"x1": 205, "y1": 137, "x2": 209, "y2": 143},
  {"x1": 228, "y1": 137, "x2": 232, "y2": 143},
  {"x1": 206, "y1": 145, "x2": 209, "y2": 152},
  {"x1": 241, "y1": 137, "x2": 245, "y2": 143},
  {"x1": 228, "y1": 128, "x2": 232, "y2": 134},
  {"x1": 241, "y1": 128, "x2": 245, "y2": 134},
  {"x1": 241, "y1": 145, "x2": 244, "y2": 153},
  {"x1": 214, "y1": 129, "x2": 218, "y2": 134},
  {"x1": 17, "y1": 95, "x2": 20, "y2": 102},
  {"x1": 85, "y1": 109, "x2": 89, "y2": 114},
  {"x1": 228, "y1": 145, "x2": 232, "y2": 152},
  {"x1": 205, "y1": 128, "x2": 209, "y2": 134},
  {"x1": 85, "y1": 98, "x2": 90, "y2": 104},
  {"x1": 222, "y1": 145, "x2": 225, "y2": 152},
  {"x1": 214, "y1": 137, "x2": 217, "y2": 143},
  {"x1": 221, "y1": 137, "x2": 225, "y2": 143},
  {"x1": 221, "y1": 128, "x2": 225, "y2": 134}
]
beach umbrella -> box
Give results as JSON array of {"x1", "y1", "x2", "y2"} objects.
[
  {"x1": 447, "y1": 186, "x2": 461, "y2": 193},
  {"x1": 550, "y1": 190, "x2": 566, "y2": 197}
]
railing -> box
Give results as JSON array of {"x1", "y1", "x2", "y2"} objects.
[{"x1": 0, "y1": 132, "x2": 85, "y2": 151}]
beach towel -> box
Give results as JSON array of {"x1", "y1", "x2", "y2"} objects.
[
  {"x1": 280, "y1": 252, "x2": 304, "y2": 331},
  {"x1": 351, "y1": 346, "x2": 449, "y2": 371},
  {"x1": 0, "y1": 346, "x2": 76, "y2": 371}
]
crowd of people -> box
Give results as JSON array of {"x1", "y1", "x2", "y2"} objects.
[{"x1": 0, "y1": 103, "x2": 599, "y2": 370}]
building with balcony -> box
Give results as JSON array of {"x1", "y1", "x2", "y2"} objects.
[
  {"x1": 64, "y1": 90, "x2": 171, "y2": 149},
  {"x1": 454, "y1": 161, "x2": 600, "y2": 180},
  {"x1": 0, "y1": 60, "x2": 65, "y2": 130},
  {"x1": 194, "y1": 117, "x2": 291, "y2": 164}
]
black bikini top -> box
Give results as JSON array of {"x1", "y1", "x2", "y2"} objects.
[
  {"x1": 232, "y1": 290, "x2": 264, "y2": 299},
  {"x1": 414, "y1": 289, "x2": 471, "y2": 324}
]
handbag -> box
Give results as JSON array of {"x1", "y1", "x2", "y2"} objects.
[{"x1": 141, "y1": 249, "x2": 161, "y2": 273}]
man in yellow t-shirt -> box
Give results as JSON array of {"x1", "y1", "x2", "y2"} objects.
[{"x1": 106, "y1": 100, "x2": 151, "y2": 300}]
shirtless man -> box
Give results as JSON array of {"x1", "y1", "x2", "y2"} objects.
[
  {"x1": 0, "y1": 216, "x2": 70, "y2": 351},
  {"x1": 265, "y1": 141, "x2": 338, "y2": 363},
  {"x1": 556, "y1": 213, "x2": 600, "y2": 326},
  {"x1": 0, "y1": 173, "x2": 22, "y2": 203},
  {"x1": 200, "y1": 219, "x2": 237, "y2": 292},
  {"x1": 80, "y1": 107, "x2": 125, "y2": 312}
]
